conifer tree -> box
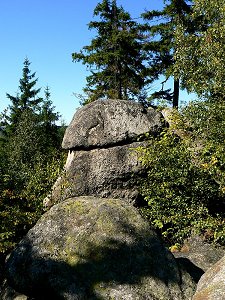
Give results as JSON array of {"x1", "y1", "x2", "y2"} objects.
[
  {"x1": 39, "y1": 86, "x2": 61, "y2": 151},
  {"x1": 72, "y1": 0, "x2": 150, "y2": 103},
  {"x1": 0, "y1": 60, "x2": 64, "y2": 257},
  {"x1": 142, "y1": 0, "x2": 192, "y2": 108},
  {"x1": 4, "y1": 57, "x2": 42, "y2": 133},
  {"x1": 1, "y1": 59, "x2": 62, "y2": 177}
]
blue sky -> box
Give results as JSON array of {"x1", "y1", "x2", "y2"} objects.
[{"x1": 0, "y1": 0, "x2": 193, "y2": 124}]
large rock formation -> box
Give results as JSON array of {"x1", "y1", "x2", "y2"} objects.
[
  {"x1": 44, "y1": 99, "x2": 164, "y2": 207},
  {"x1": 4, "y1": 99, "x2": 225, "y2": 299},
  {"x1": 192, "y1": 254, "x2": 225, "y2": 300},
  {"x1": 6, "y1": 197, "x2": 196, "y2": 300}
]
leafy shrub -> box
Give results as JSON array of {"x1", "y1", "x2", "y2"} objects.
[
  {"x1": 182, "y1": 100, "x2": 225, "y2": 192},
  {"x1": 137, "y1": 101, "x2": 225, "y2": 246},
  {"x1": 0, "y1": 152, "x2": 66, "y2": 256}
]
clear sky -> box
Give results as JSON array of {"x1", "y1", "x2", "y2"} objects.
[{"x1": 0, "y1": 0, "x2": 192, "y2": 125}]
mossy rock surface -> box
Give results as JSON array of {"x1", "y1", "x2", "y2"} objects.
[{"x1": 6, "y1": 196, "x2": 196, "y2": 299}]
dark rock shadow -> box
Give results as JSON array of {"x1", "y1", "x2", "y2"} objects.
[{"x1": 176, "y1": 257, "x2": 204, "y2": 283}]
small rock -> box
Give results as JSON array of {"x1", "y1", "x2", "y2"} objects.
[{"x1": 174, "y1": 234, "x2": 224, "y2": 272}]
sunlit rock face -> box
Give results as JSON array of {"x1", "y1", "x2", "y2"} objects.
[
  {"x1": 45, "y1": 99, "x2": 164, "y2": 208},
  {"x1": 62, "y1": 99, "x2": 163, "y2": 150},
  {"x1": 192, "y1": 254, "x2": 225, "y2": 300}
]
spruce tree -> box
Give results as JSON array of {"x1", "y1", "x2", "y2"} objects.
[
  {"x1": 142, "y1": 0, "x2": 192, "y2": 108},
  {"x1": 39, "y1": 86, "x2": 61, "y2": 151},
  {"x1": 0, "y1": 60, "x2": 64, "y2": 257},
  {"x1": 72, "y1": 0, "x2": 150, "y2": 103},
  {"x1": 4, "y1": 57, "x2": 42, "y2": 134},
  {"x1": 1, "y1": 59, "x2": 62, "y2": 178}
]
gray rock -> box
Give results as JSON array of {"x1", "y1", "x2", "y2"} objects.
[
  {"x1": 45, "y1": 100, "x2": 164, "y2": 208},
  {"x1": 62, "y1": 99, "x2": 163, "y2": 150},
  {"x1": 47, "y1": 141, "x2": 148, "y2": 206},
  {"x1": 6, "y1": 197, "x2": 196, "y2": 300},
  {"x1": 174, "y1": 235, "x2": 224, "y2": 272},
  {"x1": 192, "y1": 255, "x2": 225, "y2": 300}
]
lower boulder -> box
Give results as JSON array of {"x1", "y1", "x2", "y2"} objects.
[{"x1": 6, "y1": 197, "x2": 196, "y2": 299}]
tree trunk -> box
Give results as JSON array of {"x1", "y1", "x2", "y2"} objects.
[{"x1": 173, "y1": 78, "x2": 179, "y2": 108}]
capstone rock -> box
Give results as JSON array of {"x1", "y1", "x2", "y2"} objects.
[{"x1": 62, "y1": 99, "x2": 163, "y2": 150}]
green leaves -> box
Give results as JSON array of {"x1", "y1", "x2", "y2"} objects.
[
  {"x1": 174, "y1": 0, "x2": 225, "y2": 98},
  {"x1": 0, "y1": 152, "x2": 65, "y2": 255},
  {"x1": 137, "y1": 103, "x2": 225, "y2": 246}
]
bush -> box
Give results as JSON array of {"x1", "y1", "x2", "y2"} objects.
[
  {"x1": 0, "y1": 152, "x2": 66, "y2": 256},
  {"x1": 137, "y1": 102, "x2": 225, "y2": 247}
]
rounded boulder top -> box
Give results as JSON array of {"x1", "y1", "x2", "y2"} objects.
[
  {"x1": 62, "y1": 99, "x2": 163, "y2": 150},
  {"x1": 6, "y1": 196, "x2": 196, "y2": 299}
]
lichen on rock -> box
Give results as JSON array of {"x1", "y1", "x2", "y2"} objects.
[{"x1": 6, "y1": 196, "x2": 196, "y2": 299}]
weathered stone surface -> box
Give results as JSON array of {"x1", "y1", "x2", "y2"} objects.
[
  {"x1": 192, "y1": 255, "x2": 225, "y2": 300},
  {"x1": 174, "y1": 235, "x2": 224, "y2": 272},
  {"x1": 62, "y1": 99, "x2": 163, "y2": 150},
  {"x1": 46, "y1": 141, "x2": 147, "y2": 207},
  {"x1": 44, "y1": 100, "x2": 164, "y2": 208},
  {"x1": 6, "y1": 197, "x2": 196, "y2": 300}
]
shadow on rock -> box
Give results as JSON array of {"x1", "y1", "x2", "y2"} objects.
[
  {"x1": 176, "y1": 257, "x2": 204, "y2": 283},
  {"x1": 5, "y1": 197, "x2": 196, "y2": 299}
]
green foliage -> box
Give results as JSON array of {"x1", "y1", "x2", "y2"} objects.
[
  {"x1": 0, "y1": 152, "x2": 65, "y2": 255},
  {"x1": 137, "y1": 101, "x2": 225, "y2": 246},
  {"x1": 174, "y1": 0, "x2": 225, "y2": 98},
  {"x1": 0, "y1": 58, "x2": 66, "y2": 257},
  {"x1": 72, "y1": 0, "x2": 150, "y2": 103},
  {"x1": 182, "y1": 100, "x2": 225, "y2": 192},
  {"x1": 142, "y1": 0, "x2": 193, "y2": 107},
  {"x1": 0, "y1": 115, "x2": 66, "y2": 255}
]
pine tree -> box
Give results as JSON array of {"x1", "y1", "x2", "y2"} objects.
[
  {"x1": 142, "y1": 0, "x2": 192, "y2": 108},
  {"x1": 72, "y1": 0, "x2": 150, "y2": 103},
  {"x1": 1, "y1": 59, "x2": 62, "y2": 177},
  {"x1": 4, "y1": 57, "x2": 42, "y2": 134},
  {"x1": 39, "y1": 86, "x2": 61, "y2": 151}
]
